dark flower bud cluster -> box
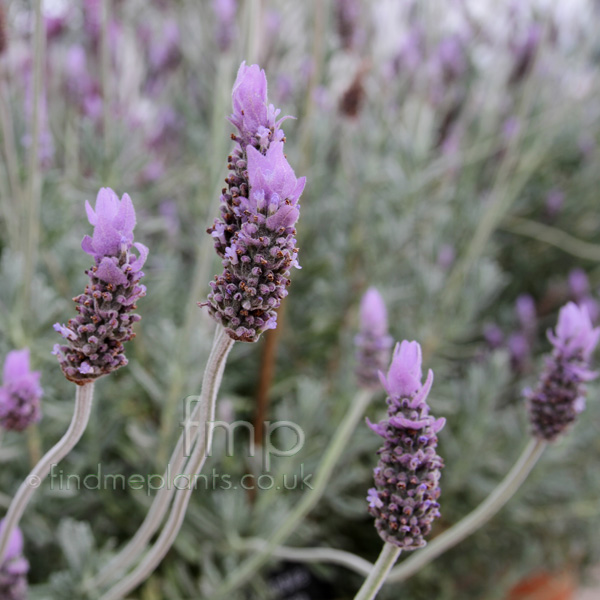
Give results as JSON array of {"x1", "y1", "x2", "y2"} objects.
[
  {"x1": 527, "y1": 302, "x2": 599, "y2": 441},
  {"x1": 367, "y1": 341, "x2": 445, "y2": 550},
  {"x1": 53, "y1": 189, "x2": 148, "y2": 385},
  {"x1": 204, "y1": 62, "x2": 306, "y2": 342}
]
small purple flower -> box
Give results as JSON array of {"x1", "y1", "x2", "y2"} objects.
[
  {"x1": 568, "y1": 268, "x2": 590, "y2": 301},
  {"x1": 515, "y1": 294, "x2": 537, "y2": 341},
  {"x1": 213, "y1": 0, "x2": 237, "y2": 52},
  {"x1": 0, "y1": 350, "x2": 42, "y2": 432},
  {"x1": 149, "y1": 19, "x2": 181, "y2": 76},
  {"x1": 527, "y1": 303, "x2": 600, "y2": 441},
  {"x1": 204, "y1": 63, "x2": 306, "y2": 342},
  {"x1": 0, "y1": 521, "x2": 29, "y2": 600},
  {"x1": 437, "y1": 244, "x2": 455, "y2": 270},
  {"x1": 367, "y1": 341, "x2": 445, "y2": 550},
  {"x1": 509, "y1": 331, "x2": 531, "y2": 373},
  {"x1": 355, "y1": 288, "x2": 393, "y2": 388},
  {"x1": 53, "y1": 189, "x2": 148, "y2": 384},
  {"x1": 545, "y1": 188, "x2": 564, "y2": 219}
]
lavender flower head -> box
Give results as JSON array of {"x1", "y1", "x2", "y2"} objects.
[
  {"x1": 0, "y1": 350, "x2": 42, "y2": 432},
  {"x1": 0, "y1": 521, "x2": 28, "y2": 600},
  {"x1": 367, "y1": 341, "x2": 445, "y2": 549},
  {"x1": 204, "y1": 62, "x2": 306, "y2": 342},
  {"x1": 53, "y1": 189, "x2": 148, "y2": 384},
  {"x1": 355, "y1": 288, "x2": 393, "y2": 388},
  {"x1": 527, "y1": 302, "x2": 600, "y2": 441}
]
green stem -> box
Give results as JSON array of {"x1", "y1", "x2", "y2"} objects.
[
  {"x1": 239, "y1": 439, "x2": 545, "y2": 585},
  {"x1": 22, "y1": 0, "x2": 44, "y2": 316},
  {"x1": 354, "y1": 543, "x2": 401, "y2": 600},
  {"x1": 236, "y1": 538, "x2": 373, "y2": 576},
  {"x1": 387, "y1": 439, "x2": 545, "y2": 583},
  {"x1": 503, "y1": 216, "x2": 600, "y2": 262},
  {"x1": 89, "y1": 328, "x2": 226, "y2": 590},
  {"x1": 156, "y1": 54, "x2": 234, "y2": 465},
  {"x1": 98, "y1": 333, "x2": 234, "y2": 600},
  {"x1": 0, "y1": 383, "x2": 95, "y2": 562},
  {"x1": 215, "y1": 388, "x2": 374, "y2": 597}
]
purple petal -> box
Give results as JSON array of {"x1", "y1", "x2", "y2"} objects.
[{"x1": 95, "y1": 257, "x2": 128, "y2": 285}]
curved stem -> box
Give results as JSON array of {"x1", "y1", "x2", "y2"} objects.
[
  {"x1": 503, "y1": 216, "x2": 600, "y2": 262},
  {"x1": 215, "y1": 388, "x2": 374, "y2": 597},
  {"x1": 354, "y1": 543, "x2": 401, "y2": 600},
  {"x1": 91, "y1": 328, "x2": 226, "y2": 590},
  {"x1": 99, "y1": 334, "x2": 234, "y2": 600},
  {"x1": 238, "y1": 537, "x2": 373, "y2": 576},
  {"x1": 0, "y1": 383, "x2": 94, "y2": 561},
  {"x1": 237, "y1": 439, "x2": 545, "y2": 585},
  {"x1": 387, "y1": 439, "x2": 546, "y2": 583}
]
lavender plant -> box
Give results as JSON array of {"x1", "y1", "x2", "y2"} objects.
[
  {"x1": 0, "y1": 2, "x2": 600, "y2": 599},
  {"x1": 0, "y1": 188, "x2": 146, "y2": 568},
  {"x1": 0, "y1": 349, "x2": 42, "y2": 432},
  {"x1": 204, "y1": 61, "x2": 306, "y2": 342},
  {"x1": 527, "y1": 302, "x2": 599, "y2": 441},
  {"x1": 97, "y1": 61, "x2": 305, "y2": 600}
]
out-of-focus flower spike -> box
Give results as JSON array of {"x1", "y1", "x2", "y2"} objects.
[
  {"x1": 527, "y1": 302, "x2": 600, "y2": 441},
  {"x1": 0, "y1": 350, "x2": 43, "y2": 432},
  {"x1": 355, "y1": 288, "x2": 393, "y2": 388}
]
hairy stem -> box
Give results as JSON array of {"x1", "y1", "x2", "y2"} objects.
[
  {"x1": 215, "y1": 388, "x2": 374, "y2": 597},
  {"x1": 237, "y1": 538, "x2": 373, "y2": 576},
  {"x1": 98, "y1": 333, "x2": 234, "y2": 600},
  {"x1": 0, "y1": 383, "x2": 94, "y2": 562},
  {"x1": 236, "y1": 439, "x2": 545, "y2": 585},
  {"x1": 354, "y1": 543, "x2": 401, "y2": 600},
  {"x1": 90, "y1": 328, "x2": 226, "y2": 589},
  {"x1": 387, "y1": 439, "x2": 546, "y2": 583}
]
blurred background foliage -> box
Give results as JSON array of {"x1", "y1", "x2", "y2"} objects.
[{"x1": 0, "y1": 0, "x2": 600, "y2": 598}]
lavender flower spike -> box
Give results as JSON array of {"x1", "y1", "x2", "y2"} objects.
[
  {"x1": 0, "y1": 349, "x2": 42, "y2": 432},
  {"x1": 204, "y1": 62, "x2": 306, "y2": 342},
  {"x1": 355, "y1": 288, "x2": 393, "y2": 388},
  {"x1": 527, "y1": 302, "x2": 600, "y2": 441},
  {"x1": 53, "y1": 188, "x2": 148, "y2": 384},
  {"x1": 367, "y1": 341, "x2": 445, "y2": 550},
  {"x1": 0, "y1": 521, "x2": 29, "y2": 600}
]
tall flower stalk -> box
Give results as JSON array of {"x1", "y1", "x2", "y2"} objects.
[
  {"x1": 355, "y1": 340, "x2": 445, "y2": 599},
  {"x1": 526, "y1": 302, "x2": 599, "y2": 440},
  {"x1": 0, "y1": 189, "x2": 146, "y2": 563},
  {"x1": 215, "y1": 288, "x2": 388, "y2": 596},
  {"x1": 203, "y1": 61, "x2": 306, "y2": 342}
]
